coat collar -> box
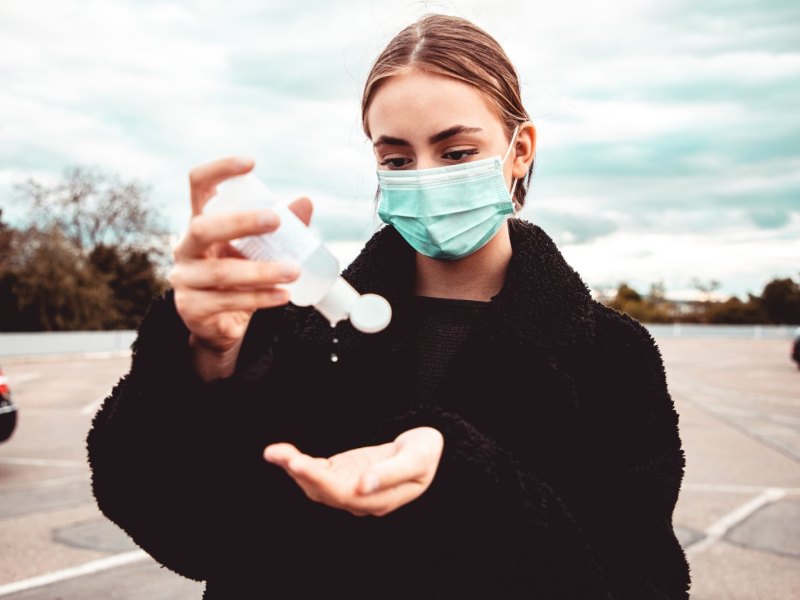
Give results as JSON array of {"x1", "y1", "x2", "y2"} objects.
[{"x1": 330, "y1": 218, "x2": 595, "y2": 353}]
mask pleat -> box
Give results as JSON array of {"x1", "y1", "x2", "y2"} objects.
[{"x1": 375, "y1": 128, "x2": 520, "y2": 260}]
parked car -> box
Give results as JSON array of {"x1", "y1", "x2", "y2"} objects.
[
  {"x1": 0, "y1": 365, "x2": 17, "y2": 443},
  {"x1": 793, "y1": 328, "x2": 800, "y2": 370}
]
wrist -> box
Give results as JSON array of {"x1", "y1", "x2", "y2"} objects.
[{"x1": 189, "y1": 334, "x2": 243, "y2": 382}]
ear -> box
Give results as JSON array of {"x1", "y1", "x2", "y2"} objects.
[{"x1": 511, "y1": 122, "x2": 536, "y2": 180}]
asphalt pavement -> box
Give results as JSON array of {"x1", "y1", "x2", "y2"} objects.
[{"x1": 0, "y1": 337, "x2": 797, "y2": 599}]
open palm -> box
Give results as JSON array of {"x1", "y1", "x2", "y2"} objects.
[{"x1": 264, "y1": 427, "x2": 444, "y2": 517}]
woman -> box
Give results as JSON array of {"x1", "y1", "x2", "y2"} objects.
[{"x1": 88, "y1": 14, "x2": 692, "y2": 599}]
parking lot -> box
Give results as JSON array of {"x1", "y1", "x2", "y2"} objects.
[{"x1": 0, "y1": 336, "x2": 798, "y2": 599}]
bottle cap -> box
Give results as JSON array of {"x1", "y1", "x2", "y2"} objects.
[
  {"x1": 350, "y1": 293, "x2": 392, "y2": 333},
  {"x1": 315, "y1": 277, "x2": 360, "y2": 327},
  {"x1": 315, "y1": 277, "x2": 392, "y2": 333}
]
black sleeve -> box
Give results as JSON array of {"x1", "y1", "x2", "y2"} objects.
[
  {"x1": 86, "y1": 291, "x2": 294, "y2": 581},
  {"x1": 372, "y1": 313, "x2": 691, "y2": 599}
]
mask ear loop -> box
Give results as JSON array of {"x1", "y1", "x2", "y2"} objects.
[
  {"x1": 504, "y1": 125, "x2": 522, "y2": 213},
  {"x1": 510, "y1": 178, "x2": 521, "y2": 213}
]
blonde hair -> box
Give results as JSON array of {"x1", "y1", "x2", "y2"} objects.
[{"x1": 362, "y1": 14, "x2": 533, "y2": 207}]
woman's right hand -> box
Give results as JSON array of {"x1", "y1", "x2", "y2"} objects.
[{"x1": 168, "y1": 157, "x2": 313, "y2": 382}]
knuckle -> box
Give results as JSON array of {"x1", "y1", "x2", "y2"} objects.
[
  {"x1": 217, "y1": 320, "x2": 242, "y2": 341},
  {"x1": 173, "y1": 292, "x2": 185, "y2": 313},
  {"x1": 188, "y1": 217, "x2": 209, "y2": 242},
  {"x1": 207, "y1": 261, "x2": 230, "y2": 286},
  {"x1": 264, "y1": 289, "x2": 287, "y2": 306},
  {"x1": 229, "y1": 211, "x2": 249, "y2": 230},
  {"x1": 171, "y1": 240, "x2": 183, "y2": 260},
  {"x1": 173, "y1": 291, "x2": 194, "y2": 320},
  {"x1": 188, "y1": 167, "x2": 204, "y2": 188},
  {"x1": 259, "y1": 262, "x2": 279, "y2": 282},
  {"x1": 166, "y1": 266, "x2": 179, "y2": 287}
]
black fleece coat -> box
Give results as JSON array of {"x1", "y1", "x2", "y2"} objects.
[{"x1": 87, "y1": 218, "x2": 692, "y2": 599}]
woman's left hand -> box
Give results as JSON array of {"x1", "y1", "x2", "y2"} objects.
[{"x1": 264, "y1": 427, "x2": 444, "y2": 517}]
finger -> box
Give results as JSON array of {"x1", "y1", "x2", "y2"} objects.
[
  {"x1": 276, "y1": 456, "x2": 342, "y2": 507},
  {"x1": 263, "y1": 442, "x2": 304, "y2": 466},
  {"x1": 169, "y1": 258, "x2": 299, "y2": 290},
  {"x1": 286, "y1": 461, "x2": 422, "y2": 517},
  {"x1": 356, "y1": 447, "x2": 427, "y2": 495},
  {"x1": 288, "y1": 454, "x2": 335, "y2": 478},
  {"x1": 287, "y1": 456, "x2": 347, "y2": 500},
  {"x1": 189, "y1": 156, "x2": 254, "y2": 216},
  {"x1": 287, "y1": 197, "x2": 313, "y2": 227},
  {"x1": 174, "y1": 210, "x2": 281, "y2": 259},
  {"x1": 175, "y1": 288, "x2": 290, "y2": 321}
]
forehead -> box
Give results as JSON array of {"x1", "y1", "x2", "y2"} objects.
[{"x1": 366, "y1": 69, "x2": 504, "y2": 138}]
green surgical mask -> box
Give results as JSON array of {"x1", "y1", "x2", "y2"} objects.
[{"x1": 376, "y1": 126, "x2": 520, "y2": 260}]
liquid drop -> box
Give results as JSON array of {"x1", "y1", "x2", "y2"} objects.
[
  {"x1": 332, "y1": 338, "x2": 339, "y2": 344},
  {"x1": 330, "y1": 353, "x2": 339, "y2": 363}
]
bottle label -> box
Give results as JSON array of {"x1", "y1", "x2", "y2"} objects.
[{"x1": 233, "y1": 204, "x2": 320, "y2": 264}]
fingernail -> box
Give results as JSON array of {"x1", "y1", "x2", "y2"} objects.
[
  {"x1": 257, "y1": 211, "x2": 278, "y2": 228},
  {"x1": 362, "y1": 473, "x2": 379, "y2": 494},
  {"x1": 234, "y1": 157, "x2": 254, "y2": 169},
  {"x1": 278, "y1": 262, "x2": 298, "y2": 279}
]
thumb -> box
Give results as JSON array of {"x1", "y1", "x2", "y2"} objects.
[{"x1": 288, "y1": 197, "x2": 313, "y2": 226}]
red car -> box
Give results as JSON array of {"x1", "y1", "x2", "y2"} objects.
[
  {"x1": 0, "y1": 365, "x2": 17, "y2": 442},
  {"x1": 793, "y1": 335, "x2": 800, "y2": 370}
]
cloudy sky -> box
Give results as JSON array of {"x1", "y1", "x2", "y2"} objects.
[{"x1": 2, "y1": 0, "x2": 798, "y2": 300}]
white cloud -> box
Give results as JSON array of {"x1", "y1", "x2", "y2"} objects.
[
  {"x1": 562, "y1": 213, "x2": 800, "y2": 299},
  {"x1": 1, "y1": 0, "x2": 797, "y2": 301}
]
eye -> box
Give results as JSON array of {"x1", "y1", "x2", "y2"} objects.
[
  {"x1": 443, "y1": 149, "x2": 479, "y2": 161},
  {"x1": 378, "y1": 157, "x2": 411, "y2": 169}
]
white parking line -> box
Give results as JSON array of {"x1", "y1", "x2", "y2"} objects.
[
  {"x1": 1, "y1": 473, "x2": 89, "y2": 491},
  {"x1": 80, "y1": 396, "x2": 107, "y2": 416},
  {"x1": 669, "y1": 377, "x2": 799, "y2": 407},
  {"x1": 750, "y1": 427, "x2": 797, "y2": 437},
  {"x1": 703, "y1": 403, "x2": 800, "y2": 426},
  {"x1": 0, "y1": 457, "x2": 86, "y2": 468},
  {"x1": 7, "y1": 371, "x2": 41, "y2": 386},
  {"x1": 685, "y1": 487, "x2": 787, "y2": 556},
  {"x1": 0, "y1": 550, "x2": 148, "y2": 596},
  {"x1": 7, "y1": 408, "x2": 80, "y2": 416},
  {"x1": 683, "y1": 482, "x2": 800, "y2": 495}
]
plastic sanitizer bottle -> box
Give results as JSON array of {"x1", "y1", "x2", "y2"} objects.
[{"x1": 203, "y1": 173, "x2": 391, "y2": 334}]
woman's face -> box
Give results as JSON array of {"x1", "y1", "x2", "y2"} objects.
[{"x1": 366, "y1": 69, "x2": 529, "y2": 188}]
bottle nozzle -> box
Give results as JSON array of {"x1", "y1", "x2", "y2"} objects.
[{"x1": 315, "y1": 277, "x2": 391, "y2": 333}]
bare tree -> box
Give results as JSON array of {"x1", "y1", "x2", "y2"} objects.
[
  {"x1": 1, "y1": 168, "x2": 169, "y2": 330},
  {"x1": 14, "y1": 166, "x2": 169, "y2": 256},
  {"x1": 691, "y1": 278, "x2": 721, "y2": 303}
]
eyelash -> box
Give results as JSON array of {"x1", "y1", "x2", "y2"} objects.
[
  {"x1": 444, "y1": 149, "x2": 479, "y2": 161},
  {"x1": 379, "y1": 157, "x2": 410, "y2": 169},
  {"x1": 379, "y1": 149, "x2": 479, "y2": 169}
]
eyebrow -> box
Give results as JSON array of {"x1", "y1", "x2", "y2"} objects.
[{"x1": 373, "y1": 125, "x2": 483, "y2": 148}]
